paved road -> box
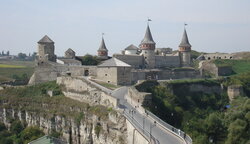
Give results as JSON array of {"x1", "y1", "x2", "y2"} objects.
[{"x1": 112, "y1": 87, "x2": 184, "y2": 144}]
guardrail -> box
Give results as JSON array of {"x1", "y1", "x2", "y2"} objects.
[
  {"x1": 123, "y1": 110, "x2": 159, "y2": 144},
  {"x1": 146, "y1": 110, "x2": 192, "y2": 144}
]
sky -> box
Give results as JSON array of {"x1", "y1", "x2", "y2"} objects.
[{"x1": 0, "y1": 0, "x2": 250, "y2": 56}]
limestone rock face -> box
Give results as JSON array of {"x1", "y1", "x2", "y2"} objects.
[{"x1": 0, "y1": 108, "x2": 127, "y2": 144}]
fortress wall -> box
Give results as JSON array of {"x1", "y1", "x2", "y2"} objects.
[
  {"x1": 29, "y1": 63, "x2": 68, "y2": 84},
  {"x1": 117, "y1": 67, "x2": 132, "y2": 85},
  {"x1": 155, "y1": 55, "x2": 180, "y2": 68},
  {"x1": 203, "y1": 53, "x2": 233, "y2": 60},
  {"x1": 171, "y1": 69, "x2": 201, "y2": 79},
  {"x1": 157, "y1": 69, "x2": 200, "y2": 80},
  {"x1": 131, "y1": 71, "x2": 146, "y2": 84},
  {"x1": 113, "y1": 54, "x2": 144, "y2": 68},
  {"x1": 96, "y1": 67, "x2": 118, "y2": 85},
  {"x1": 68, "y1": 66, "x2": 97, "y2": 76},
  {"x1": 130, "y1": 69, "x2": 200, "y2": 83},
  {"x1": 57, "y1": 76, "x2": 118, "y2": 108},
  {"x1": 29, "y1": 62, "x2": 97, "y2": 85}
]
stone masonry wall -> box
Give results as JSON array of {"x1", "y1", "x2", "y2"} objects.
[
  {"x1": 96, "y1": 67, "x2": 118, "y2": 85},
  {"x1": 29, "y1": 62, "x2": 97, "y2": 85},
  {"x1": 155, "y1": 55, "x2": 180, "y2": 68}
]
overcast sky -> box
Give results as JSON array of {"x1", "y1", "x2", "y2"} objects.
[{"x1": 0, "y1": 0, "x2": 249, "y2": 56}]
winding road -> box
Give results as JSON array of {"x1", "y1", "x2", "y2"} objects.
[
  {"x1": 82, "y1": 76, "x2": 187, "y2": 144},
  {"x1": 112, "y1": 87, "x2": 185, "y2": 144}
]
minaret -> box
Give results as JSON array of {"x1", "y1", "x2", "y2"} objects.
[
  {"x1": 37, "y1": 35, "x2": 56, "y2": 62},
  {"x1": 139, "y1": 24, "x2": 156, "y2": 68},
  {"x1": 97, "y1": 36, "x2": 109, "y2": 60},
  {"x1": 179, "y1": 28, "x2": 192, "y2": 67}
]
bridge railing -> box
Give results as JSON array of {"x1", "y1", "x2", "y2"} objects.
[{"x1": 146, "y1": 110, "x2": 192, "y2": 144}]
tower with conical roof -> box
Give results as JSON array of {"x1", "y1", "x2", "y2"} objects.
[
  {"x1": 139, "y1": 24, "x2": 156, "y2": 68},
  {"x1": 37, "y1": 35, "x2": 56, "y2": 62},
  {"x1": 179, "y1": 28, "x2": 192, "y2": 67},
  {"x1": 97, "y1": 36, "x2": 108, "y2": 60}
]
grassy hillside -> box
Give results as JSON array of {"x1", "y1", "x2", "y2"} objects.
[
  {"x1": 0, "y1": 60, "x2": 35, "y2": 82},
  {"x1": 0, "y1": 81, "x2": 111, "y2": 119},
  {"x1": 213, "y1": 59, "x2": 250, "y2": 75}
]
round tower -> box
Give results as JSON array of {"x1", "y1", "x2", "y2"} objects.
[
  {"x1": 97, "y1": 37, "x2": 108, "y2": 60},
  {"x1": 179, "y1": 28, "x2": 192, "y2": 67},
  {"x1": 139, "y1": 24, "x2": 156, "y2": 69},
  {"x1": 37, "y1": 35, "x2": 56, "y2": 62}
]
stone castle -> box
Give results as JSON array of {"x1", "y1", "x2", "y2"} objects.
[{"x1": 29, "y1": 24, "x2": 200, "y2": 85}]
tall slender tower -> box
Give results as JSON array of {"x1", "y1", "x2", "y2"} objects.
[
  {"x1": 97, "y1": 36, "x2": 108, "y2": 60},
  {"x1": 140, "y1": 24, "x2": 156, "y2": 68},
  {"x1": 179, "y1": 28, "x2": 192, "y2": 67},
  {"x1": 37, "y1": 35, "x2": 56, "y2": 62}
]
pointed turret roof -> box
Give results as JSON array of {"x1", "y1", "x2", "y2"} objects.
[
  {"x1": 98, "y1": 37, "x2": 108, "y2": 52},
  {"x1": 179, "y1": 29, "x2": 191, "y2": 47},
  {"x1": 141, "y1": 25, "x2": 155, "y2": 44},
  {"x1": 38, "y1": 35, "x2": 54, "y2": 43}
]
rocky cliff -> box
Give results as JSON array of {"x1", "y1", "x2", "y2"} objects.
[
  {"x1": 0, "y1": 108, "x2": 127, "y2": 144},
  {"x1": 0, "y1": 82, "x2": 127, "y2": 144}
]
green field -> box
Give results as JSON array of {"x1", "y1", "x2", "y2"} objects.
[
  {"x1": 213, "y1": 59, "x2": 250, "y2": 75},
  {"x1": 0, "y1": 64, "x2": 26, "y2": 68},
  {"x1": 0, "y1": 60, "x2": 35, "y2": 82}
]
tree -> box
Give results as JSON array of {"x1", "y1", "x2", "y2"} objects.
[
  {"x1": 10, "y1": 120, "x2": 24, "y2": 135},
  {"x1": 205, "y1": 113, "x2": 226, "y2": 143},
  {"x1": 6, "y1": 51, "x2": 10, "y2": 56},
  {"x1": 226, "y1": 119, "x2": 248, "y2": 144},
  {"x1": 20, "y1": 126, "x2": 44, "y2": 144},
  {"x1": 0, "y1": 122, "x2": 6, "y2": 132},
  {"x1": 17, "y1": 53, "x2": 27, "y2": 60},
  {"x1": 81, "y1": 54, "x2": 101, "y2": 65}
]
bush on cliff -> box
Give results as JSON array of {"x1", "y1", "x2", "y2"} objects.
[{"x1": 0, "y1": 121, "x2": 44, "y2": 144}]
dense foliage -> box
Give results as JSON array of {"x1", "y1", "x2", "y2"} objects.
[
  {"x1": 79, "y1": 54, "x2": 101, "y2": 65},
  {"x1": 0, "y1": 121, "x2": 44, "y2": 144},
  {"x1": 137, "y1": 74, "x2": 250, "y2": 144}
]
